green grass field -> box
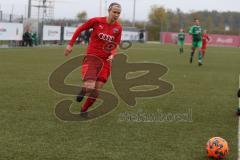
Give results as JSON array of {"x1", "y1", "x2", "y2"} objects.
[{"x1": 0, "y1": 44, "x2": 239, "y2": 160}]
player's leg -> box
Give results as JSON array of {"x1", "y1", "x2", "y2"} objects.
[
  {"x1": 76, "y1": 80, "x2": 95, "y2": 102},
  {"x1": 197, "y1": 41, "x2": 203, "y2": 66},
  {"x1": 76, "y1": 55, "x2": 103, "y2": 102},
  {"x1": 190, "y1": 43, "x2": 196, "y2": 63},
  {"x1": 179, "y1": 47, "x2": 182, "y2": 54},
  {"x1": 190, "y1": 48, "x2": 194, "y2": 63},
  {"x1": 201, "y1": 46, "x2": 206, "y2": 58},
  {"x1": 180, "y1": 41, "x2": 184, "y2": 54},
  {"x1": 178, "y1": 41, "x2": 183, "y2": 54},
  {"x1": 81, "y1": 60, "x2": 110, "y2": 113},
  {"x1": 81, "y1": 81, "x2": 104, "y2": 112},
  {"x1": 181, "y1": 42, "x2": 184, "y2": 53},
  {"x1": 78, "y1": 80, "x2": 97, "y2": 116},
  {"x1": 201, "y1": 49, "x2": 205, "y2": 58},
  {"x1": 197, "y1": 47, "x2": 203, "y2": 66},
  {"x1": 178, "y1": 41, "x2": 181, "y2": 54}
]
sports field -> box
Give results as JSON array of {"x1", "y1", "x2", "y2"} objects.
[{"x1": 0, "y1": 44, "x2": 239, "y2": 159}]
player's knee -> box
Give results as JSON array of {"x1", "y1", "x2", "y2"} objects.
[{"x1": 83, "y1": 80, "x2": 96, "y2": 90}]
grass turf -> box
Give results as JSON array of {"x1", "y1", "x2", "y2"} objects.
[{"x1": 0, "y1": 44, "x2": 239, "y2": 160}]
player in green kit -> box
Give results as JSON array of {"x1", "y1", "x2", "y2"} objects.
[
  {"x1": 177, "y1": 29, "x2": 185, "y2": 54},
  {"x1": 189, "y1": 18, "x2": 203, "y2": 66}
]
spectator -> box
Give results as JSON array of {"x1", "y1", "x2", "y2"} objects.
[
  {"x1": 139, "y1": 30, "x2": 144, "y2": 43},
  {"x1": 32, "y1": 32, "x2": 38, "y2": 46},
  {"x1": 23, "y1": 30, "x2": 33, "y2": 47},
  {"x1": 84, "y1": 29, "x2": 91, "y2": 44}
]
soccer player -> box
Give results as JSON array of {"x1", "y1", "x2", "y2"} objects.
[
  {"x1": 177, "y1": 28, "x2": 185, "y2": 54},
  {"x1": 188, "y1": 18, "x2": 203, "y2": 66},
  {"x1": 201, "y1": 29, "x2": 210, "y2": 58},
  {"x1": 64, "y1": 2, "x2": 122, "y2": 114}
]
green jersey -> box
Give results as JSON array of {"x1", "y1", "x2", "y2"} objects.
[
  {"x1": 189, "y1": 25, "x2": 203, "y2": 41},
  {"x1": 178, "y1": 32, "x2": 185, "y2": 41}
]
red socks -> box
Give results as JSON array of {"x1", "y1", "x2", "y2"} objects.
[{"x1": 81, "y1": 89, "x2": 99, "y2": 112}]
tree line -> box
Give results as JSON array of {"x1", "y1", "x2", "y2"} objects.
[
  {"x1": 46, "y1": 6, "x2": 240, "y2": 41},
  {"x1": 124, "y1": 6, "x2": 240, "y2": 41}
]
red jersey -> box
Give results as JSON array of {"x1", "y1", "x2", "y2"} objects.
[
  {"x1": 69, "y1": 17, "x2": 122, "y2": 60},
  {"x1": 202, "y1": 34, "x2": 210, "y2": 47}
]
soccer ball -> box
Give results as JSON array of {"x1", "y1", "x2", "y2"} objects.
[{"x1": 206, "y1": 137, "x2": 229, "y2": 159}]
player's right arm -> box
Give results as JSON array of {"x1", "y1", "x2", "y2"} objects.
[
  {"x1": 64, "y1": 18, "x2": 97, "y2": 56},
  {"x1": 188, "y1": 26, "x2": 193, "y2": 35}
]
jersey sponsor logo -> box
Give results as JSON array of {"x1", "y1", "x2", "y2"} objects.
[
  {"x1": 113, "y1": 28, "x2": 119, "y2": 33},
  {"x1": 98, "y1": 33, "x2": 115, "y2": 42},
  {"x1": 195, "y1": 27, "x2": 202, "y2": 34},
  {"x1": 196, "y1": 30, "x2": 201, "y2": 34}
]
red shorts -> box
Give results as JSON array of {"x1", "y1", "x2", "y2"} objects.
[{"x1": 81, "y1": 55, "x2": 111, "y2": 83}]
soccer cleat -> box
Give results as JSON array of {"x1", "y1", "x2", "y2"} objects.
[
  {"x1": 198, "y1": 62, "x2": 202, "y2": 66},
  {"x1": 76, "y1": 89, "x2": 86, "y2": 102},
  {"x1": 76, "y1": 94, "x2": 84, "y2": 102},
  {"x1": 80, "y1": 109, "x2": 88, "y2": 117}
]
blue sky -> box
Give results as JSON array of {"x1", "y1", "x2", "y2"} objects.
[{"x1": 0, "y1": 0, "x2": 239, "y2": 20}]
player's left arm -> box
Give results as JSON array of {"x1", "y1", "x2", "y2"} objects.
[{"x1": 108, "y1": 27, "x2": 122, "y2": 61}]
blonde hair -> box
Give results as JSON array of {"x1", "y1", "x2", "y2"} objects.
[{"x1": 108, "y1": 2, "x2": 121, "y2": 11}]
